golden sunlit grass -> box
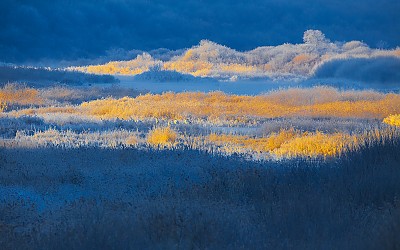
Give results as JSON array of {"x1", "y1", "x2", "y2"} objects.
[
  {"x1": 147, "y1": 127, "x2": 178, "y2": 147},
  {"x1": 207, "y1": 128, "x2": 398, "y2": 158},
  {"x1": 9, "y1": 121, "x2": 399, "y2": 158},
  {"x1": 208, "y1": 129, "x2": 299, "y2": 152},
  {"x1": 68, "y1": 53, "x2": 159, "y2": 76},
  {"x1": 220, "y1": 63, "x2": 258, "y2": 74},
  {"x1": 383, "y1": 114, "x2": 400, "y2": 127},
  {"x1": 13, "y1": 106, "x2": 78, "y2": 116},
  {"x1": 274, "y1": 132, "x2": 357, "y2": 158},
  {"x1": 80, "y1": 87, "x2": 400, "y2": 122},
  {"x1": 0, "y1": 83, "x2": 44, "y2": 106},
  {"x1": 207, "y1": 129, "x2": 358, "y2": 158},
  {"x1": 163, "y1": 55, "x2": 259, "y2": 77},
  {"x1": 163, "y1": 60, "x2": 213, "y2": 77},
  {"x1": 81, "y1": 63, "x2": 146, "y2": 75},
  {"x1": 6, "y1": 86, "x2": 395, "y2": 122},
  {"x1": 262, "y1": 128, "x2": 300, "y2": 150},
  {"x1": 3, "y1": 85, "x2": 399, "y2": 159}
]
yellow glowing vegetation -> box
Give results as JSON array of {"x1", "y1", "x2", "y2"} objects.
[
  {"x1": 163, "y1": 59, "x2": 213, "y2": 77},
  {"x1": 208, "y1": 129, "x2": 298, "y2": 152},
  {"x1": 383, "y1": 114, "x2": 400, "y2": 127},
  {"x1": 3, "y1": 86, "x2": 398, "y2": 159},
  {"x1": 292, "y1": 54, "x2": 316, "y2": 64},
  {"x1": 153, "y1": 48, "x2": 214, "y2": 76},
  {"x1": 273, "y1": 132, "x2": 357, "y2": 158},
  {"x1": 263, "y1": 129, "x2": 300, "y2": 150},
  {"x1": 147, "y1": 127, "x2": 178, "y2": 146},
  {"x1": 80, "y1": 88, "x2": 400, "y2": 122},
  {"x1": 14, "y1": 106, "x2": 77, "y2": 116},
  {"x1": 0, "y1": 84, "x2": 43, "y2": 106},
  {"x1": 84, "y1": 63, "x2": 146, "y2": 75},
  {"x1": 70, "y1": 53, "x2": 159, "y2": 75},
  {"x1": 162, "y1": 48, "x2": 259, "y2": 77},
  {"x1": 220, "y1": 63, "x2": 258, "y2": 73},
  {"x1": 207, "y1": 129, "x2": 357, "y2": 158}
]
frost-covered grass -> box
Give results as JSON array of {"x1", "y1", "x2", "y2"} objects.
[
  {"x1": 0, "y1": 137, "x2": 399, "y2": 249},
  {"x1": 0, "y1": 83, "x2": 143, "y2": 110},
  {"x1": 1, "y1": 112, "x2": 398, "y2": 160},
  {"x1": 4, "y1": 121, "x2": 398, "y2": 159},
  {"x1": 1, "y1": 84, "x2": 400, "y2": 248}
]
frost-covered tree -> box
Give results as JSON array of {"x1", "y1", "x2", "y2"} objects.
[{"x1": 303, "y1": 30, "x2": 330, "y2": 44}]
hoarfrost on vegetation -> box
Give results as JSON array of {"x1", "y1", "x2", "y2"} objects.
[{"x1": 68, "y1": 30, "x2": 400, "y2": 82}]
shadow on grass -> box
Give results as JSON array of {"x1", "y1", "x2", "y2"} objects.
[{"x1": 0, "y1": 138, "x2": 399, "y2": 249}]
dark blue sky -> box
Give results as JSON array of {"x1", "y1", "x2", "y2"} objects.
[{"x1": 1, "y1": 0, "x2": 399, "y2": 64}]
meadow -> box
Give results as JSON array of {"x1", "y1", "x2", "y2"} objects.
[{"x1": 1, "y1": 82, "x2": 400, "y2": 249}]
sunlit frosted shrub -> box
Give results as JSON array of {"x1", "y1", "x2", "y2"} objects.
[
  {"x1": 147, "y1": 127, "x2": 178, "y2": 147},
  {"x1": 383, "y1": 114, "x2": 400, "y2": 127}
]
